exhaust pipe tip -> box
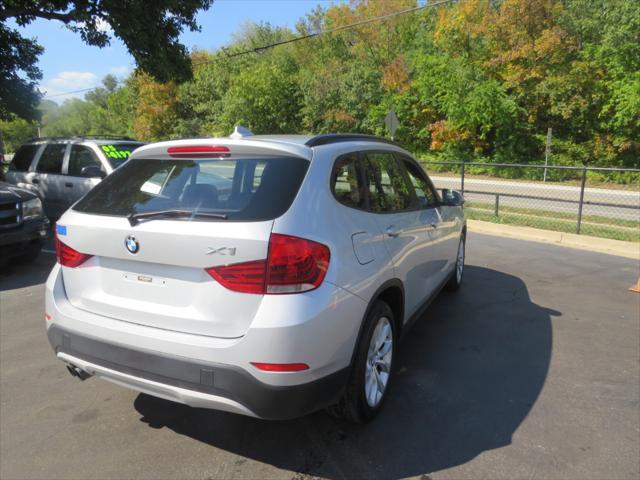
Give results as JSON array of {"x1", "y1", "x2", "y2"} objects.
[{"x1": 66, "y1": 363, "x2": 92, "y2": 381}]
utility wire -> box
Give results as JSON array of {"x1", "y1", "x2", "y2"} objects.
[
  {"x1": 44, "y1": 86, "x2": 105, "y2": 98},
  {"x1": 192, "y1": 0, "x2": 454, "y2": 66},
  {"x1": 43, "y1": 0, "x2": 454, "y2": 99}
]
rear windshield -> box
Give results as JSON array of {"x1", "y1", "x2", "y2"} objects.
[
  {"x1": 98, "y1": 142, "x2": 144, "y2": 168},
  {"x1": 73, "y1": 156, "x2": 309, "y2": 221}
]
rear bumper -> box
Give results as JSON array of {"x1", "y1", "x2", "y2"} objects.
[
  {"x1": 45, "y1": 263, "x2": 366, "y2": 420},
  {"x1": 48, "y1": 325, "x2": 348, "y2": 420}
]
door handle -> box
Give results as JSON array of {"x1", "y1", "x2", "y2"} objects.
[
  {"x1": 428, "y1": 222, "x2": 438, "y2": 229},
  {"x1": 31, "y1": 178, "x2": 39, "y2": 184},
  {"x1": 386, "y1": 226, "x2": 400, "y2": 238},
  {"x1": 64, "y1": 182, "x2": 73, "y2": 188}
]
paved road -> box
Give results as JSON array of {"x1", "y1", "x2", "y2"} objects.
[
  {"x1": 431, "y1": 176, "x2": 640, "y2": 222},
  {"x1": 1, "y1": 234, "x2": 639, "y2": 479}
]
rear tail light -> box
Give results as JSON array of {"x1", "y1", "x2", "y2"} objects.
[
  {"x1": 206, "y1": 259, "x2": 266, "y2": 294},
  {"x1": 55, "y1": 232, "x2": 92, "y2": 268},
  {"x1": 265, "y1": 233, "x2": 330, "y2": 294},
  {"x1": 206, "y1": 233, "x2": 330, "y2": 295}
]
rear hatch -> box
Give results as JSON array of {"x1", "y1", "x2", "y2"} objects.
[{"x1": 57, "y1": 145, "x2": 309, "y2": 338}]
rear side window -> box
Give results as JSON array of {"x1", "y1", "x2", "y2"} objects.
[
  {"x1": 36, "y1": 144, "x2": 66, "y2": 174},
  {"x1": 68, "y1": 145, "x2": 103, "y2": 176},
  {"x1": 9, "y1": 144, "x2": 39, "y2": 171},
  {"x1": 331, "y1": 153, "x2": 365, "y2": 209},
  {"x1": 74, "y1": 156, "x2": 309, "y2": 221},
  {"x1": 362, "y1": 152, "x2": 413, "y2": 212}
]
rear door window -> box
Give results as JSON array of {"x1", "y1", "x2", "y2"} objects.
[
  {"x1": 36, "y1": 144, "x2": 66, "y2": 174},
  {"x1": 68, "y1": 145, "x2": 104, "y2": 177},
  {"x1": 362, "y1": 152, "x2": 413, "y2": 212},
  {"x1": 9, "y1": 144, "x2": 39, "y2": 171},
  {"x1": 74, "y1": 156, "x2": 309, "y2": 222}
]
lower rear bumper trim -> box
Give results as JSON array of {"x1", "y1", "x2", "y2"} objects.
[
  {"x1": 48, "y1": 325, "x2": 349, "y2": 420},
  {"x1": 58, "y1": 352, "x2": 259, "y2": 417}
]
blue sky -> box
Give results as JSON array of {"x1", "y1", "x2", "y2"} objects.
[{"x1": 17, "y1": 0, "x2": 344, "y2": 103}]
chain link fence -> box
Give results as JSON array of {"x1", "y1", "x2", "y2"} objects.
[{"x1": 422, "y1": 161, "x2": 640, "y2": 243}]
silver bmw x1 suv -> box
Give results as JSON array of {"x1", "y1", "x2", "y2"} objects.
[{"x1": 46, "y1": 129, "x2": 466, "y2": 423}]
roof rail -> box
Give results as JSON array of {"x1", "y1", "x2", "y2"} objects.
[
  {"x1": 24, "y1": 136, "x2": 66, "y2": 142},
  {"x1": 304, "y1": 134, "x2": 399, "y2": 148},
  {"x1": 71, "y1": 134, "x2": 136, "y2": 141},
  {"x1": 24, "y1": 134, "x2": 137, "y2": 143}
]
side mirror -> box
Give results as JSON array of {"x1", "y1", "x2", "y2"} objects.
[
  {"x1": 80, "y1": 165, "x2": 106, "y2": 178},
  {"x1": 441, "y1": 189, "x2": 464, "y2": 207}
]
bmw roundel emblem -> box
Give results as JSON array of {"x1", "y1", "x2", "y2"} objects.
[{"x1": 125, "y1": 235, "x2": 139, "y2": 254}]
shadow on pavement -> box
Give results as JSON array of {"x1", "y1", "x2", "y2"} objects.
[
  {"x1": 134, "y1": 266, "x2": 559, "y2": 478},
  {"x1": 0, "y1": 253, "x2": 56, "y2": 292}
]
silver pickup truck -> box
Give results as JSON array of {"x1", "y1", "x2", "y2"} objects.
[{"x1": 5, "y1": 136, "x2": 145, "y2": 220}]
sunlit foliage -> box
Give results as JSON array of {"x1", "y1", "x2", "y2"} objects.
[{"x1": 2, "y1": 0, "x2": 638, "y2": 169}]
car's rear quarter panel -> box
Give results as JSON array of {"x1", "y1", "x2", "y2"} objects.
[{"x1": 271, "y1": 143, "x2": 402, "y2": 353}]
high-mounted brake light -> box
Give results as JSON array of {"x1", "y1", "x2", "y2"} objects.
[
  {"x1": 167, "y1": 146, "x2": 230, "y2": 158},
  {"x1": 55, "y1": 232, "x2": 92, "y2": 268},
  {"x1": 206, "y1": 233, "x2": 330, "y2": 295},
  {"x1": 251, "y1": 362, "x2": 309, "y2": 372}
]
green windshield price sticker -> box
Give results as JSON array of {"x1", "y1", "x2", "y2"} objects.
[{"x1": 102, "y1": 145, "x2": 132, "y2": 159}]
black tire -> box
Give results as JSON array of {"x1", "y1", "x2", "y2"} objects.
[
  {"x1": 445, "y1": 232, "x2": 465, "y2": 291},
  {"x1": 327, "y1": 300, "x2": 396, "y2": 423}
]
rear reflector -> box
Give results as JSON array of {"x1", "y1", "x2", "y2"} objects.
[
  {"x1": 251, "y1": 362, "x2": 310, "y2": 372},
  {"x1": 206, "y1": 233, "x2": 330, "y2": 295},
  {"x1": 55, "y1": 232, "x2": 92, "y2": 268},
  {"x1": 167, "y1": 146, "x2": 230, "y2": 158}
]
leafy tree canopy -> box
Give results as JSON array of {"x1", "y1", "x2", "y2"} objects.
[
  {"x1": 0, "y1": 0, "x2": 214, "y2": 120},
  {"x1": 2, "y1": 0, "x2": 638, "y2": 175}
]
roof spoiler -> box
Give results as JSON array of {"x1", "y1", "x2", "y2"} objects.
[{"x1": 305, "y1": 134, "x2": 399, "y2": 148}]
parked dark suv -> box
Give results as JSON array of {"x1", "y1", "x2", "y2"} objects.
[
  {"x1": 0, "y1": 181, "x2": 50, "y2": 265},
  {"x1": 5, "y1": 136, "x2": 145, "y2": 220}
]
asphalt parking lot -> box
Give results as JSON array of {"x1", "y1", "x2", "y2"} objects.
[{"x1": 1, "y1": 233, "x2": 638, "y2": 480}]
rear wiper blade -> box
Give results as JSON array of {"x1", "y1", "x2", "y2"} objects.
[{"x1": 127, "y1": 209, "x2": 228, "y2": 226}]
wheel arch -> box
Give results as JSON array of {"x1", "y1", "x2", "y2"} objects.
[{"x1": 348, "y1": 279, "x2": 405, "y2": 368}]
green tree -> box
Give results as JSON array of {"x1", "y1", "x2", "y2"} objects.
[
  {"x1": 38, "y1": 75, "x2": 137, "y2": 138},
  {"x1": 0, "y1": 0, "x2": 214, "y2": 120},
  {"x1": 0, "y1": 22, "x2": 43, "y2": 121},
  {"x1": 26, "y1": 0, "x2": 640, "y2": 172},
  {"x1": 0, "y1": 115, "x2": 38, "y2": 152}
]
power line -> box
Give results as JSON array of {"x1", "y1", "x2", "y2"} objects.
[
  {"x1": 193, "y1": 0, "x2": 454, "y2": 66},
  {"x1": 43, "y1": 0, "x2": 454, "y2": 99},
  {"x1": 43, "y1": 86, "x2": 104, "y2": 99}
]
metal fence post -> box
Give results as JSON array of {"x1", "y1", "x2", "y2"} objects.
[
  {"x1": 494, "y1": 194, "x2": 500, "y2": 217},
  {"x1": 461, "y1": 162, "x2": 465, "y2": 193},
  {"x1": 576, "y1": 166, "x2": 587, "y2": 234}
]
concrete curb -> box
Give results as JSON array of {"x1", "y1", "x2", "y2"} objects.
[{"x1": 467, "y1": 219, "x2": 640, "y2": 260}]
